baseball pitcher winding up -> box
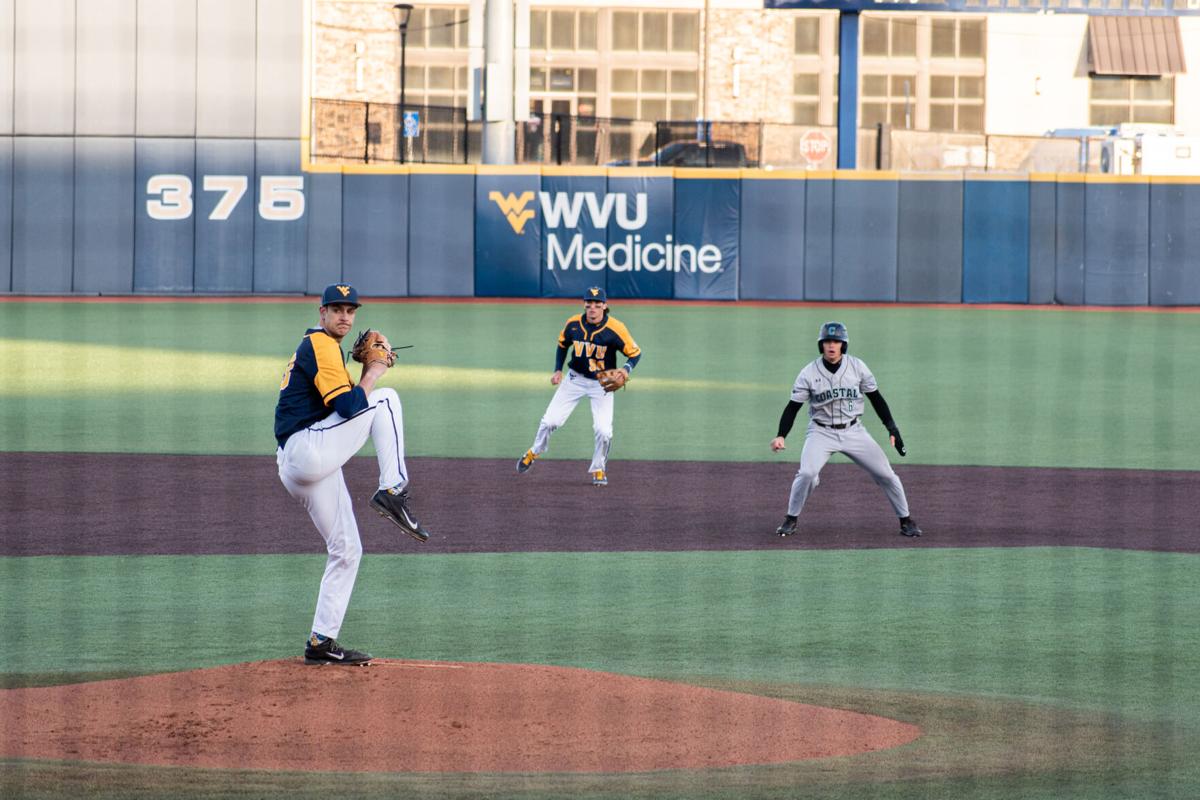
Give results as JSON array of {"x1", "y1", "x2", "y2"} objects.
[{"x1": 274, "y1": 284, "x2": 431, "y2": 666}]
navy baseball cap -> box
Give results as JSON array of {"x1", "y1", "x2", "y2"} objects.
[
  {"x1": 321, "y1": 283, "x2": 361, "y2": 307},
  {"x1": 583, "y1": 286, "x2": 607, "y2": 303}
]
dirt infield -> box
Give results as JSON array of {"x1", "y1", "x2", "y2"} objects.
[
  {"x1": 0, "y1": 660, "x2": 920, "y2": 772},
  {"x1": 3, "y1": 452, "x2": 1197, "y2": 556}
]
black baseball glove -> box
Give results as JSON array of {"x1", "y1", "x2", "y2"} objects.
[{"x1": 888, "y1": 427, "x2": 906, "y2": 457}]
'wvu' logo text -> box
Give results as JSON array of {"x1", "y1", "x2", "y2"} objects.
[
  {"x1": 335, "y1": 285, "x2": 351, "y2": 297},
  {"x1": 572, "y1": 341, "x2": 608, "y2": 359},
  {"x1": 489, "y1": 191, "x2": 535, "y2": 234}
]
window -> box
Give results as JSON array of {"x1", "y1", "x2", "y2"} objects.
[
  {"x1": 404, "y1": 64, "x2": 470, "y2": 109},
  {"x1": 932, "y1": 18, "x2": 984, "y2": 58},
  {"x1": 1089, "y1": 76, "x2": 1174, "y2": 125},
  {"x1": 610, "y1": 68, "x2": 699, "y2": 121},
  {"x1": 795, "y1": 16, "x2": 820, "y2": 55},
  {"x1": 424, "y1": 7, "x2": 461, "y2": 49},
  {"x1": 672, "y1": 13, "x2": 699, "y2": 52},
  {"x1": 930, "y1": 75, "x2": 984, "y2": 132},
  {"x1": 793, "y1": 73, "x2": 820, "y2": 124},
  {"x1": 611, "y1": 11, "x2": 700, "y2": 53},
  {"x1": 861, "y1": 73, "x2": 916, "y2": 129},
  {"x1": 862, "y1": 16, "x2": 915, "y2": 58},
  {"x1": 531, "y1": 10, "x2": 598, "y2": 52}
]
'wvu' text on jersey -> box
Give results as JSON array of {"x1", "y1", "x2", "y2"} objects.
[{"x1": 556, "y1": 311, "x2": 641, "y2": 378}]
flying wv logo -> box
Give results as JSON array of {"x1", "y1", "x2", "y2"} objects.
[{"x1": 489, "y1": 191, "x2": 536, "y2": 234}]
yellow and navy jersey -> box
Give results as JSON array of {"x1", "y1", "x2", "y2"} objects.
[
  {"x1": 274, "y1": 328, "x2": 365, "y2": 446},
  {"x1": 554, "y1": 312, "x2": 642, "y2": 378}
]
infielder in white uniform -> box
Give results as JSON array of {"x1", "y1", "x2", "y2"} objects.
[
  {"x1": 274, "y1": 284, "x2": 431, "y2": 666},
  {"x1": 516, "y1": 286, "x2": 642, "y2": 486},
  {"x1": 771, "y1": 321, "x2": 922, "y2": 538}
]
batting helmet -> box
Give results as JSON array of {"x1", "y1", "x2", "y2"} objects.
[{"x1": 817, "y1": 321, "x2": 848, "y2": 354}]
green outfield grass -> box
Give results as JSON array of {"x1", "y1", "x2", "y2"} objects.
[
  {"x1": 2, "y1": 299, "x2": 1197, "y2": 799},
  {"x1": 2, "y1": 548, "x2": 1199, "y2": 799},
  {"x1": 3, "y1": 300, "x2": 1198, "y2": 469}
]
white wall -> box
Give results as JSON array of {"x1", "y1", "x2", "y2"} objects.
[
  {"x1": 1176, "y1": 18, "x2": 1200, "y2": 133},
  {"x1": 985, "y1": 14, "x2": 1090, "y2": 136}
]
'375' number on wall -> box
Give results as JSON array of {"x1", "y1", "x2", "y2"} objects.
[{"x1": 146, "y1": 175, "x2": 306, "y2": 221}]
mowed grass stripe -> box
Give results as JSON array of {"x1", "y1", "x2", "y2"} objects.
[{"x1": 3, "y1": 549, "x2": 1198, "y2": 723}]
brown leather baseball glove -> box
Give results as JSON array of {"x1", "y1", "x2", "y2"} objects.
[
  {"x1": 350, "y1": 329, "x2": 396, "y2": 368},
  {"x1": 596, "y1": 368, "x2": 628, "y2": 392}
]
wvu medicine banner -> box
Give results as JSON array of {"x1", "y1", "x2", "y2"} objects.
[{"x1": 473, "y1": 170, "x2": 741, "y2": 300}]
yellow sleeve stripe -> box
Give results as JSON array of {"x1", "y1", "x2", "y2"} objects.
[
  {"x1": 606, "y1": 318, "x2": 641, "y2": 357},
  {"x1": 309, "y1": 332, "x2": 353, "y2": 406}
]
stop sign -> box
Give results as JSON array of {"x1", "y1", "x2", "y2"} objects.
[{"x1": 799, "y1": 130, "x2": 831, "y2": 167}]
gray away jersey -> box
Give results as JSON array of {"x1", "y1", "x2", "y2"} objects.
[{"x1": 790, "y1": 355, "x2": 878, "y2": 427}]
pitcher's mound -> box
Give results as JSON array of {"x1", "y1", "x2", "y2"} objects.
[{"x1": 1, "y1": 660, "x2": 920, "y2": 772}]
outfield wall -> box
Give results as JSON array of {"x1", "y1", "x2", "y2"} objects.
[{"x1": 2, "y1": 143, "x2": 1199, "y2": 306}]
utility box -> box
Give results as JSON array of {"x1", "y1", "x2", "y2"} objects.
[{"x1": 1098, "y1": 126, "x2": 1200, "y2": 176}]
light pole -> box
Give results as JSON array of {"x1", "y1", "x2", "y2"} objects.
[{"x1": 392, "y1": 4, "x2": 414, "y2": 164}]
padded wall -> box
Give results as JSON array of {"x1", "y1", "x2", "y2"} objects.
[
  {"x1": 1054, "y1": 180, "x2": 1086, "y2": 305},
  {"x1": 673, "y1": 175, "x2": 740, "y2": 301},
  {"x1": 195, "y1": 139, "x2": 255, "y2": 292},
  {"x1": 739, "y1": 177, "x2": 805, "y2": 301},
  {"x1": 962, "y1": 179, "x2": 1029, "y2": 303},
  {"x1": 134, "y1": 139, "x2": 196, "y2": 292},
  {"x1": 1149, "y1": 182, "x2": 1200, "y2": 305},
  {"x1": 13, "y1": 0, "x2": 74, "y2": 134},
  {"x1": 136, "y1": 0, "x2": 197, "y2": 136},
  {"x1": 540, "y1": 172, "x2": 608, "y2": 299},
  {"x1": 0, "y1": 138, "x2": 10, "y2": 290},
  {"x1": 254, "y1": 139, "x2": 309, "y2": 292},
  {"x1": 73, "y1": 138, "x2": 135, "y2": 294},
  {"x1": 76, "y1": 0, "x2": 136, "y2": 135},
  {"x1": 409, "y1": 171, "x2": 474, "y2": 297},
  {"x1": 342, "y1": 172, "x2": 410, "y2": 296},
  {"x1": 12, "y1": 138, "x2": 74, "y2": 292},
  {"x1": 1084, "y1": 182, "x2": 1149, "y2": 305},
  {"x1": 1028, "y1": 180, "x2": 1057, "y2": 305},
  {"x1": 897, "y1": 178, "x2": 963, "y2": 303},
  {"x1": 802, "y1": 177, "x2": 834, "y2": 301},
  {"x1": 474, "y1": 172, "x2": 541, "y2": 297},
  {"x1": 197, "y1": 0, "x2": 256, "y2": 138},
  {"x1": 305, "y1": 172, "x2": 344, "y2": 293},
  {"x1": 606, "y1": 175, "x2": 673, "y2": 299},
  {"x1": 0, "y1": 0, "x2": 12, "y2": 134},
  {"x1": 832, "y1": 177, "x2": 898, "y2": 301}
]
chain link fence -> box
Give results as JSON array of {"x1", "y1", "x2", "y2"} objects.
[
  {"x1": 312, "y1": 97, "x2": 1097, "y2": 174},
  {"x1": 311, "y1": 98, "x2": 480, "y2": 165}
]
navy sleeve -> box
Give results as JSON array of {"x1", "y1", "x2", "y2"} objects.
[
  {"x1": 332, "y1": 385, "x2": 369, "y2": 418},
  {"x1": 866, "y1": 390, "x2": 898, "y2": 432},
  {"x1": 622, "y1": 352, "x2": 641, "y2": 373},
  {"x1": 777, "y1": 400, "x2": 804, "y2": 438},
  {"x1": 554, "y1": 344, "x2": 568, "y2": 371}
]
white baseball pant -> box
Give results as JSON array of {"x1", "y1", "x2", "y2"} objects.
[
  {"x1": 788, "y1": 420, "x2": 909, "y2": 518},
  {"x1": 276, "y1": 387, "x2": 407, "y2": 639},
  {"x1": 530, "y1": 369, "x2": 614, "y2": 473}
]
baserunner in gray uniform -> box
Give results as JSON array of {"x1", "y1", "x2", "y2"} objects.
[{"x1": 771, "y1": 321, "x2": 922, "y2": 538}]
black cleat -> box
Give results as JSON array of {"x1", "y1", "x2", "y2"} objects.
[
  {"x1": 900, "y1": 517, "x2": 923, "y2": 537},
  {"x1": 516, "y1": 449, "x2": 537, "y2": 474},
  {"x1": 304, "y1": 635, "x2": 372, "y2": 666},
  {"x1": 370, "y1": 488, "x2": 430, "y2": 542},
  {"x1": 776, "y1": 516, "x2": 798, "y2": 536}
]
